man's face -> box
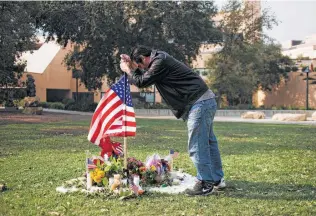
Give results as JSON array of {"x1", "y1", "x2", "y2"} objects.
[
  {"x1": 133, "y1": 56, "x2": 150, "y2": 70},
  {"x1": 136, "y1": 62, "x2": 148, "y2": 70}
]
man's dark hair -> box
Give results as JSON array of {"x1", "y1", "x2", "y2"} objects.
[{"x1": 130, "y1": 45, "x2": 152, "y2": 64}]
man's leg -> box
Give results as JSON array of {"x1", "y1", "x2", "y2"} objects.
[
  {"x1": 207, "y1": 99, "x2": 224, "y2": 184},
  {"x1": 185, "y1": 100, "x2": 214, "y2": 195}
]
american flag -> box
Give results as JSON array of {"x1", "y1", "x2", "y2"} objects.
[
  {"x1": 86, "y1": 158, "x2": 97, "y2": 170},
  {"x1": 129, "y1": 184, "x2": 139, "y2": 194},
  {"x1": 170, "y1": 149, "x2": 179, "y2": 158},
  {"x1": 88, "y1": 75, "x2": 136, "y2": 145},
  {"x1": 111, "y1": 141, "x2": 124, "y2": 156}
]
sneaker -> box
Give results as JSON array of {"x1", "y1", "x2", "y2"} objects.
[
  {"x1": 214, "y1": 178, "x2": 226, "y2": 189},
  {"x1": 185, "y1": 181, "x2": 214, "y2": 196}
]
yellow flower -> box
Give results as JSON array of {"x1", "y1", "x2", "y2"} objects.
[
  {"x1": 97, "y1": 170, "x2": 105, "y2": 178},
  {"x1": 150, "y1": 165, "x2": 156, "y2": 171},
  {"x1": 94, "y1": 176, "x2": 102, "y2": 183}
]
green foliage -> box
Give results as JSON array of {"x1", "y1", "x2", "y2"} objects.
[
  {"x1": 65, "y1": 101, "x2": 98, "y2": 112},
  {"x1": 147, "y1": 103, "x2": 169, "y2": 109},
  {"x1": 49, "y1": 97, "x2": 97, "y2": 112},
  {"x1": 36, "y1": 1, "x2": 221, "y2": 88},
  {"x1": 47, "y1": 102, "x2": 65, "y2": 110},
  {"x1": 297, "y1": 54, "x2": 310, "y2": 60},
  {"x1": 0, "y1": 89, "x2": 27, "y2": 106},
  {"x1": 40, "y1": 97, "x2": 97, "y2": 112},
  {"x1": 62, "y1": 98, "x2": 75, "y2": 106},
  {"x1": 0, "y1": 2, "x2": 38, "y2": 89},
  {"x1": 4, "y1": 100, "x2": 15, "y2": 107},
  {"x1": 291, "y1": 66, "x2": 299, "y2": 72},
  {"x1": 102, "y1": 157, "x2": 124, "y2": 177},
  {"x1": 26, "y1": 74, "x2": 36, "y2": 97},
  {"x1": 13, "y1": 99, "x2": 25, "y2": 108},
  {"x1": 39, "y1": 102, "x2": 48, "y2": 108},
  {"x1": 13, "y1": 88, "x2": 27, "y2": 100},
  {"x1": 206, "y1": 0, "x2": 293, "y2": 107},
  {"x1": 285, "y1": 66, "x2": 291, "y2": 72}
]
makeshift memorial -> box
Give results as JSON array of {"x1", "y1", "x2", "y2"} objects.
[{"x1": 56, "y1": 150, "x2": 199, "y2": 197}]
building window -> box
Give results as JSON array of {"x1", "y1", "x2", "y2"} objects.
[
  {"x1": 46, "y1": 89, "x2": 70, "y2": 102},
  {"x1": 72, "y1": 92, "x2": 94, "y2": 103}
]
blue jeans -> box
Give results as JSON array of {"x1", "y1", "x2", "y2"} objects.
[{"x1": 187, "y1": 98, "x2": 224, "y2": 182}]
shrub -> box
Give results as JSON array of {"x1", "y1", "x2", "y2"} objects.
[
  {"x1": 39, "y1": 102, "x2": 48, "y2": 108},
  {"x1": 64, "y1": 100, "x2": 97, "y2": 112},
  {"x1": 4, "y1": 100, "x2": 15, "y2": 107},
  {"x1": 26, "y1": 74, "x2": 36, "y2": 97},
  {"x1": 236, "y1": 104, "x2": 251, "y2": 110},
  {"x1": 13, "y1": 89, "x2": 27, "y2": 100},
  {"x1": 47, "y1": 102, "x2": 65, "y2": 110},
  {"x1": 134, "y1": 103, "x2": 145, "y2": 109},
  {"x1": 285, "y1": 66, "x2": 291, "y2": 72},
  {"x1": 291, "y1": 66, "x2": 299, "y2": 72},
  {"x1": 13, "y1": 99, "x2": 25, "y2": 108},
  {"x1": 271, "y1": 105, "x2": 278, "y2": 110},
  {"x1": 148, "y1": 103, "x2": 169, "y2": 109},
  {"x1": 62, "y1": 98, "x2": 75, "y2": 105},
  {"x1": 64, "y1": 102, "x2": 77, "y2": 111},
  {"x1": 88, "y1": 102, "x2": 98, "y2": 112},
  {"x1": 64, "y1": 99, "x2": 76, "y2": 110}
]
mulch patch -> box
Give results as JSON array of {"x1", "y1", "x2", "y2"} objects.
[{"x1": 0, "y1": 112, "x2": 91, "y2": 125}]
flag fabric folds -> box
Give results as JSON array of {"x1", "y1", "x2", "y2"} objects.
[{"x1": 88, "y1": 75, "x2": 136, "y2": 145}]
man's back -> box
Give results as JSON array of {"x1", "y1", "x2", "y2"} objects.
[{"x1": 141, "y1": 50, "x2": 210, "y2": 118}]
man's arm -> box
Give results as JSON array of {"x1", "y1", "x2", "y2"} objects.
[
  {"x1": 120, "y1": 57, "x2": 166, "y2": 88},
  {"x1": 130, "y1": 59, "x2": 166, "y2": 88}
]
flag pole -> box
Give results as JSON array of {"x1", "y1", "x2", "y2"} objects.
[
  {"x1": 124, "y1": 137, "x2": 127, "y2": 169},
  {"x1": 123, "y1": 74, "x2": 128, "y2": 169}
]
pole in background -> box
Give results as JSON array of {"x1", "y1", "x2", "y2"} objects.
[
  {"x1": 153, "y1": 85, "x2": 156, "y2": 105},
  {"x1": 303, "y1": 66, "x2": 310, "y2": 110}
]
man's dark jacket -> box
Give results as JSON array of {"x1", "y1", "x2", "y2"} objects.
[{"x1": 128, "y1": 50, "x2": 209, "y2": 119}]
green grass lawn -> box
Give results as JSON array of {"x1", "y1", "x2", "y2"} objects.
[{"x1": 1, "y1": 117, "x2": 316, "y2": 216}]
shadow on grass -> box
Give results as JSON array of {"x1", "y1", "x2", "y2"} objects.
[{"x1": 221, "y1": 180, "x2": 316, "y2": 201}]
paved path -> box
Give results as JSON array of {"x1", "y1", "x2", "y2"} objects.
[{"x1": 136, "y1": 115, "x2": 316, "y2": 125}]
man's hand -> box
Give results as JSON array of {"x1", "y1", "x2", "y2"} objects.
[
  {"x1": 120, "y1": 54, "x2": 131, "y2": 62},
  {"x1": 120, "y1": 60, "x2": 132, "y2": 74},
  {"x1": 120, "y1": 54, "x2": 138, "y2": 75}
]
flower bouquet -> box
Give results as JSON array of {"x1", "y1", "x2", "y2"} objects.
[
  {"x1": 126, "y1": 157, "x2": 144, "y2": 176},
  {"x1": 84, "y1": 150, "x2": 178, "y2": 198},
  {"x1": 129, "y1": 154, "x2": 173, "y2": 187}
]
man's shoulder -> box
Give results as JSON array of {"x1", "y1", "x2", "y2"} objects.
[
  {"x1": 151, "y1": 50, "x2": 168, "y2": 61},
  {"x1": 149, "y1": 51, "x2": 167, "y2": 69}
]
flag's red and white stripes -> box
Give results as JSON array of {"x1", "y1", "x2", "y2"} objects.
[
  {"x1": 112, "y1": 143, "x2": 123, "y2": 156},
  {"x1": 86, "y1": 158, "x2": 97, "y2": 170},
  {"x1": 88, "y1": 88, "x2": 136, "y2": 146}
]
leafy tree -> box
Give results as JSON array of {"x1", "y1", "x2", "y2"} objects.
[
  {"x1": 0, "y1": 2, "x2": 38, "y2": 102},
  {"x1": 206, "y1": 0, "x2": 293, "y2": 107},
  {"x1": 291, "y1": 66, "x2": 299, "y2": 72},
  {"x1": 36, "y1": 1, "x2": 221, "y2": 89},
  {"x1": 64, "y1": 45, "x2": 83, "y2": 101},
  {"x1": 297, "y1": 54, "x2": 310, "y2": 61},
  {"x1": 26, "y1": 74, "x2": 36, "y2": 97}
]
